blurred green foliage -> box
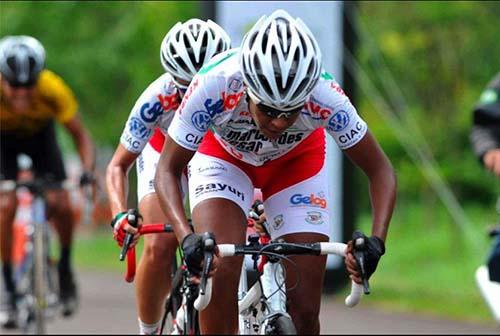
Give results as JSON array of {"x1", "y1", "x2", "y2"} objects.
[
  {"x1": 1, "y1": 1, "x2": 497, "y2": 206},
  {"x1": 0, "y1": 0, "x2": 199, "y2": 147},
  {"x1": 357, "y1": 1, "x2": 500, "y2": 206},
  {"x1": 3, "y1": 1, "x2": 500, "y2": 322}
]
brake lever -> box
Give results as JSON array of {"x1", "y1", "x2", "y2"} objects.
[
  {"x1": 352, "y1": 231, "x2": 370, "y2": 295},
  {"x1": 120, "y1": 209, "x2": 140, "y2": 261},
  {"x1": 199, "y1": 233, "x2": 216, "y2": 295}
]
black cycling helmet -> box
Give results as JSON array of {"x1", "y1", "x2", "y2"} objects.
[{"x1": 0, "y1": 35, "x2": 46, "y2": 87}]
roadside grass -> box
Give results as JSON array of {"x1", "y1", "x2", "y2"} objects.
[
  {"x1": 71, "y1": 200, "x2": 497, "y2": 324},
  {"x1": 347, "y1": 200, "x2": 496, "y2": 324}
]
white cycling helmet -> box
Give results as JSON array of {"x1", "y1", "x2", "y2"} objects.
[
  {"x1": 240, "y1": 9, "x2": 322, "y2": 111},
  {"x1": 0, "y1": 35, "x2": 45, "y2": 87},
  {"x1": 160, "y1": 18, "x2": 231, "y2": 89}
]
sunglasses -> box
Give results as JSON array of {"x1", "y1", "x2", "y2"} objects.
[
  {"x1": 5, "y1": 79, "x2": 37, "y2": 89},
  {"x1": 257, "y1": 103, "x2": 303, "y2": 119},
  {"x1": 246, "y1": 89, "x2": 303, "y2": 119}
]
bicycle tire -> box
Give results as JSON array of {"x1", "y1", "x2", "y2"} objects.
[
  {"x1": 266, "y1": 314, "x2": 296, "y2": 335},
  {"x1": 32, "y1": 219, "x2": 47, "y2": 334},
  {"x1": 161, "y1": 253, "x2": 183, "y2": 334}
]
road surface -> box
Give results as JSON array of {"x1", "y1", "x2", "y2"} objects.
[{"x1": 3, "y1": 270, "x2": 499, "y2": 334}]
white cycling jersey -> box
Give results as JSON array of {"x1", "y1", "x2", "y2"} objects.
[
  {"x1": 168, "y1": 48, "x2": 368, "y2": 166},
  {"x1": 119, "y1": 72, "x2": 180, "y2": 154}
]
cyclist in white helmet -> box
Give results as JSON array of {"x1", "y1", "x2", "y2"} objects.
[
  {"x1": 105, "y1": 18, "x2": 230, "y2": 335},
  {"x1": 152, "y1": 9, "x2": 396, "y2": 334}
]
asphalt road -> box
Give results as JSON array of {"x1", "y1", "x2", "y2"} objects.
[{"x1": 3, "y1": 270, "x2": 500, "y2": 334}]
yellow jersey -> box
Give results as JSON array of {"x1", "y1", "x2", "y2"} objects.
[{"x1": 0, "y1": 69, "x2": 78, "y2": 134}]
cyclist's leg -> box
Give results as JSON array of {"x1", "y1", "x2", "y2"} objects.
[
  {"x1": 260, "y1": 133, "x2": 330, "y2": 334},
  {"x1": 134, "y1": 144, "x2": 185, "y2": 334},
  {"x1": 135, "y1": 193, "x2": 177, "y2": 331},
  {"x1": 0, "y1": 132, "x2": 21, "y2": 328},
  {"x1": 29, "y1": 121, "x2": 78, "y2": 315},
  {"x1": 188, "y1": 153, "x2": 253, "y2": 334},
  {"x1": 280, "y1": 232, "x2": 328, "y2": 334}
]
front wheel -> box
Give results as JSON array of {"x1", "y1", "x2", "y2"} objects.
[{"x1": 264, "y1": 314, "x2": 296, "y2": 335}]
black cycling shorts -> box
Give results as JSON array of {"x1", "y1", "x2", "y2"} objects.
[{"x1": 0, "y1": 121, "x2": 67, "y2": 182}]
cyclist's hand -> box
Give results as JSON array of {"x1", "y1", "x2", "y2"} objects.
[
  {"x1": 79, "y1": 171, "x2": 95, "y2": 187},
  {"x1": 110, "y1": 211, "x2": 141, "y2": 248},
  {"x1": 79, "y1": 170, "x2": 97, "y2": 203},
  {"x1": 345, "y1": 234, "x2": 385, "y2": 284},
  {"x1": 484, "y1": 149, "x2": 500, "y2": 177},
  {"x1": 181, "y1": 233, "x2": 204, "y2": 276},
  {"x1": 188, "y1": 254, "x2": 220, "y2": 285},
  {"x1": 249, "y1": 200, "x2": 268, "y2": 237}
]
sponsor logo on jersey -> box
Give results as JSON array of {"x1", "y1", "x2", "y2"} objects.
[
  {"x1": 290, "y1": 192, "x2": 327, "y2": 209},
  {"x1": 174, "y1": 134, "x2": 198, "y2": 151},
  {"x1": 229, "y1": 78, "x2": 243, "y2": 92},
  {"x1": 137, "y1": 153, "x2": 145, "y2": 173},
  {"x1": 194, "y1": 183, "x2": 245, "y2": 201},
  {"x1": 185, "y1": 133, "x2": 203, "y2": 146},
  {"x1": 272, "y1": 214, "x2": 284, "y2": 230},
  {"x1": 222, "y1": 91, "x2": 244, "y2": 111},
  {"x1": 328, "y1": 110, "x2": 350, "y2": 132},
  {"x1": 330, "y1": 82, "x2": 347, "y2": 97},
  {"x1": 129, "y1": 117, "x2": 152, "y2": 139},
  {"x1": 191, "y1": 98, "x2": 225, "y2": 132},
  {"x1": 158, "y1": 93, "x2": 179, "y2": 112},
  {"x1": 178, "y1": 78, "x2": 199, "y2": 114},
  {"x1": 121, "y1": 133, "x2": 142, "y2": 151},
  {"x1": 223, "y1": 129, "x2": 304, "y2": 153},
  {"x1": 148, "y1": 179, "x2": 155, "y2": 191},
  {"x1": 304, "y1": 100, "x2": 332, "y2": 120},
  {"x1": 338, "y1": 121, "x2": 364, "y2": 145},
  {"x1": 196, "y1": 161, "x2": 227, "y2": 175},
  {"x1": 305, "y1": 211, "x2": 324, "y2": 225},
  {"x1": 140, "y1": 101, "x2": 163, "y2": 122}
]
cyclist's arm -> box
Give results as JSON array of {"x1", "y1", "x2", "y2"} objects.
[
  {"x1": 343, "y1": 130, "x2": 397, "y2": 241},
  {"x1": 156, "y1": 71, "x2": 226, "y2": 242},
  {"x1": 155, "y1": 134, "x2": 194, "y2": 243},
  {"x1": 105, "y1": 144, "x2": 139, "y2": 216},
  {"x1": 63, "y1": 115, "x2": 96, "y2": 173}
]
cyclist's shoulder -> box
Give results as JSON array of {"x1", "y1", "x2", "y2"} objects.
[
  {"x1": 473, "y1": 72, "x2": 500, "y2": 124},
  {"x1": 302, "y1": 70, "x2": 354, "y2": 119},
  {"x1": 134, "y1": 72, "x2": 179, "y2": 108},
  {"x1": 37, "y1": 69, "x2": 75, "y2": 98},
  {"x1": 198, "y1": 48, "x2": 240, "y2": 78}
]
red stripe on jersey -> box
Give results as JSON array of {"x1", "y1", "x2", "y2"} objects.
[
  {"x1": 198, "y1": 128, "x2": 326, "y2": 199},
  {"x1": 149, "y1": 128, "x2": 165, "y2": 153}
]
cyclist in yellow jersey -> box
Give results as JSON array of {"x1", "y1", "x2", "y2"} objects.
[{"x1": 0, "y1": 35, "x2": 95, "y2": 328}]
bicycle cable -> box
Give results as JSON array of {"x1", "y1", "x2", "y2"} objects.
[{"x1": 257, "y1": 245, "x2": 302, "y2": 298}]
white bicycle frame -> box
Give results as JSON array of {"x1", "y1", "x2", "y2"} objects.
[
  {"x1": 194, "y1": 242, "x2": 363, "y2": 334},
  {"x1": 237, "y1": 259, "x2": 289, "y2": 334}
]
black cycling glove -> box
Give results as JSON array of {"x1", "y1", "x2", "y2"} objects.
[
  {"x1": 181, "y1": 233, "x2": 204, "y2": 276},
  {"x1": 79, "y1": 171, "x2": 95, "y2": 187},
  {"x1": 353, "y1": 232, "x2": 385, "y2": 280}
]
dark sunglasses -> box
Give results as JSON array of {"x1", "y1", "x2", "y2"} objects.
[
  {"x1": 5, "y1": 79, "x2": 37, "y2": 89},
  {"x1": 257, "y1": 103, "x2": 303, "y2": 119}
]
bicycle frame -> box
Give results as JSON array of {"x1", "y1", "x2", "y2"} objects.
[
  {"x1": 123, "y1": 223, "x2": 366, "y2": 335},
  {"x1": 238, "y1": 257, "x2": 290, "y2": 334},
  {"x1": 2, "y1": 179, "x2": 60, "y2": 334}
]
